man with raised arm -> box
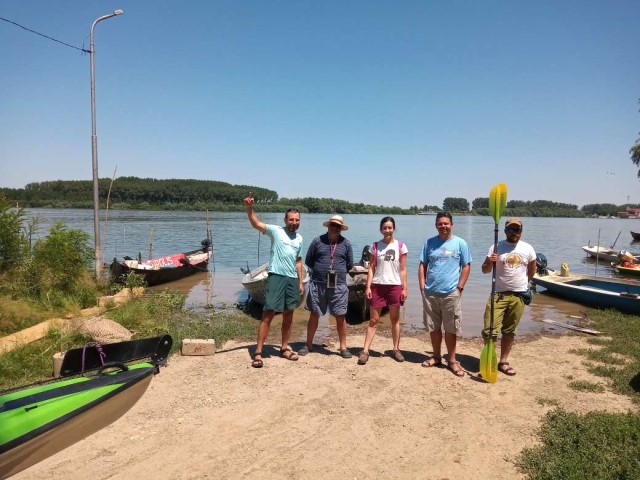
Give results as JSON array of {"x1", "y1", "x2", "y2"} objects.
[{"x1": 243, "y1": 192, "x2": 304, "y2": 368}]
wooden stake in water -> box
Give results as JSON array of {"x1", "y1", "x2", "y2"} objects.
[
  {"x1": 149, "y1": 227, "x2": 154, "y2": 260},
  {"x1": 595, "y1": 229, "x2": 601, "y2": 276}
]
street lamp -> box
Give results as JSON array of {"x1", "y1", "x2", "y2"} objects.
[{"x1": 90, "y1": 9, "x2": 123, "y2": 279}]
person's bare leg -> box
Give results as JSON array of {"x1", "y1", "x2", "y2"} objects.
[
  {"x1": 389, "y1": 306, "x2": 401, "y2": 351},
  {"x1": 254, "y1": 311, "x2": 274, "y2": 362},
  {"x1": 444, "y1": 332, "x2": 457, "y2": 363},
  {"x1": 363, "y1": 308, "x2": 381, "y2": 353},
  {"x1": 500, "y1": 333, "x2": 515, "y2": 363},
  {"x1": 429, "y1": 330, "x2": 442, "y2": 358},
  {"x1": 335, "y1": 314, "x2": 348, "y2": 351},
  {"x1": 306, "y1": 312, "x2": 320, "y2": 350},
  {"x1": 280, "y1": 310, "x2": 294, "y2": 351}
]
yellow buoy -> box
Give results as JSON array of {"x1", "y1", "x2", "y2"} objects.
[{"x1": 560, "y1": 263, "x2": 570, "y2": 277}]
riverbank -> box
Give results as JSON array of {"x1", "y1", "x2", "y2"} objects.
[{"x1": 13, "y1": 332, "x2": 637, "y2": 480}]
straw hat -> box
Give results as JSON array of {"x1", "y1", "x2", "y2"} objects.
[{"x1": 322, "y1": 215, "x2": 349, "y2": 231}]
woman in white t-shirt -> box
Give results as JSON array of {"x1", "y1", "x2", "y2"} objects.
[{"x1": 357, "y1": 217, "x2": 408, "y2": 365}]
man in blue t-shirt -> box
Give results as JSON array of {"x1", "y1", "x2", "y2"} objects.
[
  {"x1": 244, "y1": 193, "x2": 304, "y2": 368},
  {"x1": 301, "y1": 215, "x2": 354, "y2": 359},
  {"x1": 418, "y1": 212, "x2": 471, "y2": 377}
]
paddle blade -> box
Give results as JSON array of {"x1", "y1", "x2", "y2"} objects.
[
  {"x1": 489, "y1": 183, "x2": 508, "y2": 225},
  {"x1": 479, "y1": 340, "x2": 498, "y2": 383}
]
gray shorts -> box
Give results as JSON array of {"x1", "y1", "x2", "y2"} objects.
[
  {"x1": 422, "y1": 291, "x2": 462, "y2": 334},
  {"x1": 305, "y1": 281, "x2": 348, "y2": 316}
]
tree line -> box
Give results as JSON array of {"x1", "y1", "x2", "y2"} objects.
[{"x1": 0, "y1": 177, "x2": 634, "y2": 217}]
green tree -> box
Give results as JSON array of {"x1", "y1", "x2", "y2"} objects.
[
  {"x1": 471, "y1": 197, "x2": 489, "y2": 209},
  {"x1": 443, "y1": 197, "x2": 469, "y2": 212}
]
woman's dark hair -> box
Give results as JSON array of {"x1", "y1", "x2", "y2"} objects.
[
  {"x1": 435, "y1": 212, "x2": 453, "y2": 223},
  {"x1": 379, "y1": 216, "x2": 395, "y2": 229}
]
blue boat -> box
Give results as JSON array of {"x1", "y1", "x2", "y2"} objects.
[{"x1": 532, "y1": 270, "x2": 640, "y2": 315}]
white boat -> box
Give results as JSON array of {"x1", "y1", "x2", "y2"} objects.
[
  {"x1": 580, "y1": 245, "x2": 639, "y2": 264},
  {"x1": 241, "y1": 263, "x2": 310, "y2": 306}
]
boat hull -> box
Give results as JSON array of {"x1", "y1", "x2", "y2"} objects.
[
  {"x1": 110, "y1": 248, "x2": 212, "y2": 287},
  {"x1": 241, "y1": 264, "x2": 310, "y2": 307},
  {"x1": 0, "y1": 363, "x2": 154, "y2": 478},
  {"x1": 532, "y1": 271, "x2": 640, "y2": 314}
]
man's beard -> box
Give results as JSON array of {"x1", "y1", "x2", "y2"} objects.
[{"x1": 286, "y1": 224, "x2": 299, "y2": 233}]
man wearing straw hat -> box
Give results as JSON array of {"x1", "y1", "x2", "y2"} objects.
[{"x1": 300, "y1": 215, "x2": 354, "y2": 358}]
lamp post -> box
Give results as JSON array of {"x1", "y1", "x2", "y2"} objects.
[{"x1": 90, "y1": 9, "x2": 123, "y2": 279}]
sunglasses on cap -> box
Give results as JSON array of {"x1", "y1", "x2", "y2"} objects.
[{"x1": 505, "y1": 227, "x2": 522, "y2": 233}]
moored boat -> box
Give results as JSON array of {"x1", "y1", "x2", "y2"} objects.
[
  {"x1": 241, "y1": 263, "x2": 310, "y2": 306},
  {"x1": 532, "y1": 269, "x2": 640, "y2": 315},
  {"x1": 581, "y1": 245, "x2": 639, "y2": 264},
  {"x1": 614, "y1": 264, "x2": 640, "y2": 278},
  {"x1": 110, "y1": 239, "x2": 212, "y2": 286}
]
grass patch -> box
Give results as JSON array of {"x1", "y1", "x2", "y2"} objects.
[
  {"x1": 0, "y1": 290, "x2": 257, "y2": 390},
  {"x1": 536, "y1": 397, "x2": 560, "y2": 407},
  {"x1": 0, "y1": 296, "x2": 52, "y2": 336},
  {"x1": 517, "y1": 409, "x2": 640, "y2": 480},
  {"x1": 519, "y1": 309, "x2": 640, "y2": 479},
  {"x1": 568, "y1": 380, "x2": 606, "y2": 393},
  {"x1": 582, "y1": 310, "x2": 640, "y2": 402}
]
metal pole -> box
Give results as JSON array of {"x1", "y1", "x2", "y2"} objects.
[{"x1": 90, "y1": 9, "x2": 123, "y2": 279}]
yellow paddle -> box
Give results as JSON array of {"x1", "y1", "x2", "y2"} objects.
[{"x1": 479, "y1": 183, "x2": 507, "y2": 383}]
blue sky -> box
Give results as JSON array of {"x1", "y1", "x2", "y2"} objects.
[{"x1": 1, "y1": 1, "x2": 639, "y2": 208}]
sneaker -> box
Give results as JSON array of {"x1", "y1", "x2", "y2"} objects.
[
  {"x1": 357, "y1": 351, "x2": 369, "y2": 365},
  {"x1": 392, "y1": 350, "x2": 405, "y2": 362},
  {"x1": 298, "y1": 345, "x2": 311, "y2": 356},
  {"x1": 339, "y1": 349, "x2": 352, "y2": 359}
]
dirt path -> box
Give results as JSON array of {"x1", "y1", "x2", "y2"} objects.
[{"x1": 15, "y1": 333, "x2": 637, "y2": 480}]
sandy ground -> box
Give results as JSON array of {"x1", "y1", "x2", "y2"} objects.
[{"x1": 14, "y1": 332, "x2": 638, "y2": 480}]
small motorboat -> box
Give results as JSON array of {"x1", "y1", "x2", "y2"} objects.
[
  {"x1": 0, "y1": 335, "x2": 172, "y2": 478},
  {"x1": 241, "y1": 263, "x2": 310, "y2": 306},
  {"x1": 532, "y1": 255, "x2": 640, "y2": 314},
  {"x1": 110, "y1": 238, "x2": 212, "y2": 286},
  {"x1": 631, "y1": 231, "x2": 640, "y2": 242},
  {"x1": 581, "y1": 245, "x2": 639, "y2": 264}
]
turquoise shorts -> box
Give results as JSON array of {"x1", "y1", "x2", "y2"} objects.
[
  {"x1": 264, "y1": 273, "x2": 301, "y2": 312},
  {"x1": 482, "y1": 292, "x2": 524, "y2": 339}
]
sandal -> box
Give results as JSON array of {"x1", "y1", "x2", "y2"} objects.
[
  {"x1": 357, "y1": 351, "x2": 369, "y2": 365},
  {"x1": 421, "y1": 355, "x2": 443, "y2": 368},
  {"x1": 498, "y1": 362, "x2": 516, "y2": 376},
  {"x1": 251, "y1": 352, "x2": 263, "y2": 368},
  {"x1": 392, "y1": 350, "x2": 405, "y2": 363},
  {"x1": 447, "y1": 360, "x2": 465, "y2": 377},
  {"x1": 280, "y1": 347, "x2": 299, "y2": 361}
]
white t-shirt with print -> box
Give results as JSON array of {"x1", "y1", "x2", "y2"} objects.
[{"x1": 371, "y1": 240, "x2": 408, "y2": 285}]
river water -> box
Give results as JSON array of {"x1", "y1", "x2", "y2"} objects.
[{"x1": 26, "y1": 209, "x2": 640, "y2": 339}]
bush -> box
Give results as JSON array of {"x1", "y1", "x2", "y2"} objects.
[{"x1": 0, "y1": 195, "x2": 28, "y2": 272}]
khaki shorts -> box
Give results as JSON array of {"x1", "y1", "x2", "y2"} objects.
[
  {"x1": 422, "y1": 291, "x2": 461, "y2": 335},
  {"x1": 481, "y1": 292, "x2": 524, "y2": 339}
]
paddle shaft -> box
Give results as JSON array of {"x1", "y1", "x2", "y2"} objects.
[{"x1": 489, "y1": 223, "x2": 498, "y2": 336}]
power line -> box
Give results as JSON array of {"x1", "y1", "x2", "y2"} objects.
[{"x1": 1, "y1": 16, "x2": 90, "y2": 53}]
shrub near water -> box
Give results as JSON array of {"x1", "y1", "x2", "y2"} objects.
[{"x1": 9, "y1": 222, "x2": 98, "y2": 309}]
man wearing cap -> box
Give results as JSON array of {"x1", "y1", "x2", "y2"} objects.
[
  {"x1": 243, "y1": 193, "x2": 304, "y2": 368},
  {"x1": 300, "y1": 215, "x2": 354, "y2": 358},
  {"x1": 481, "y1": 217, "x2": 536, "y2": 376}
]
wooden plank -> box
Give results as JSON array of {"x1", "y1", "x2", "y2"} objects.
[{"x1": 542, "y1": 319, "x2": 601, "y2": 335}]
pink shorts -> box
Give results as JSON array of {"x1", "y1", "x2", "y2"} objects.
[{"x1": 370, "y1": 284, "x2": 403, "y2": 308}]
